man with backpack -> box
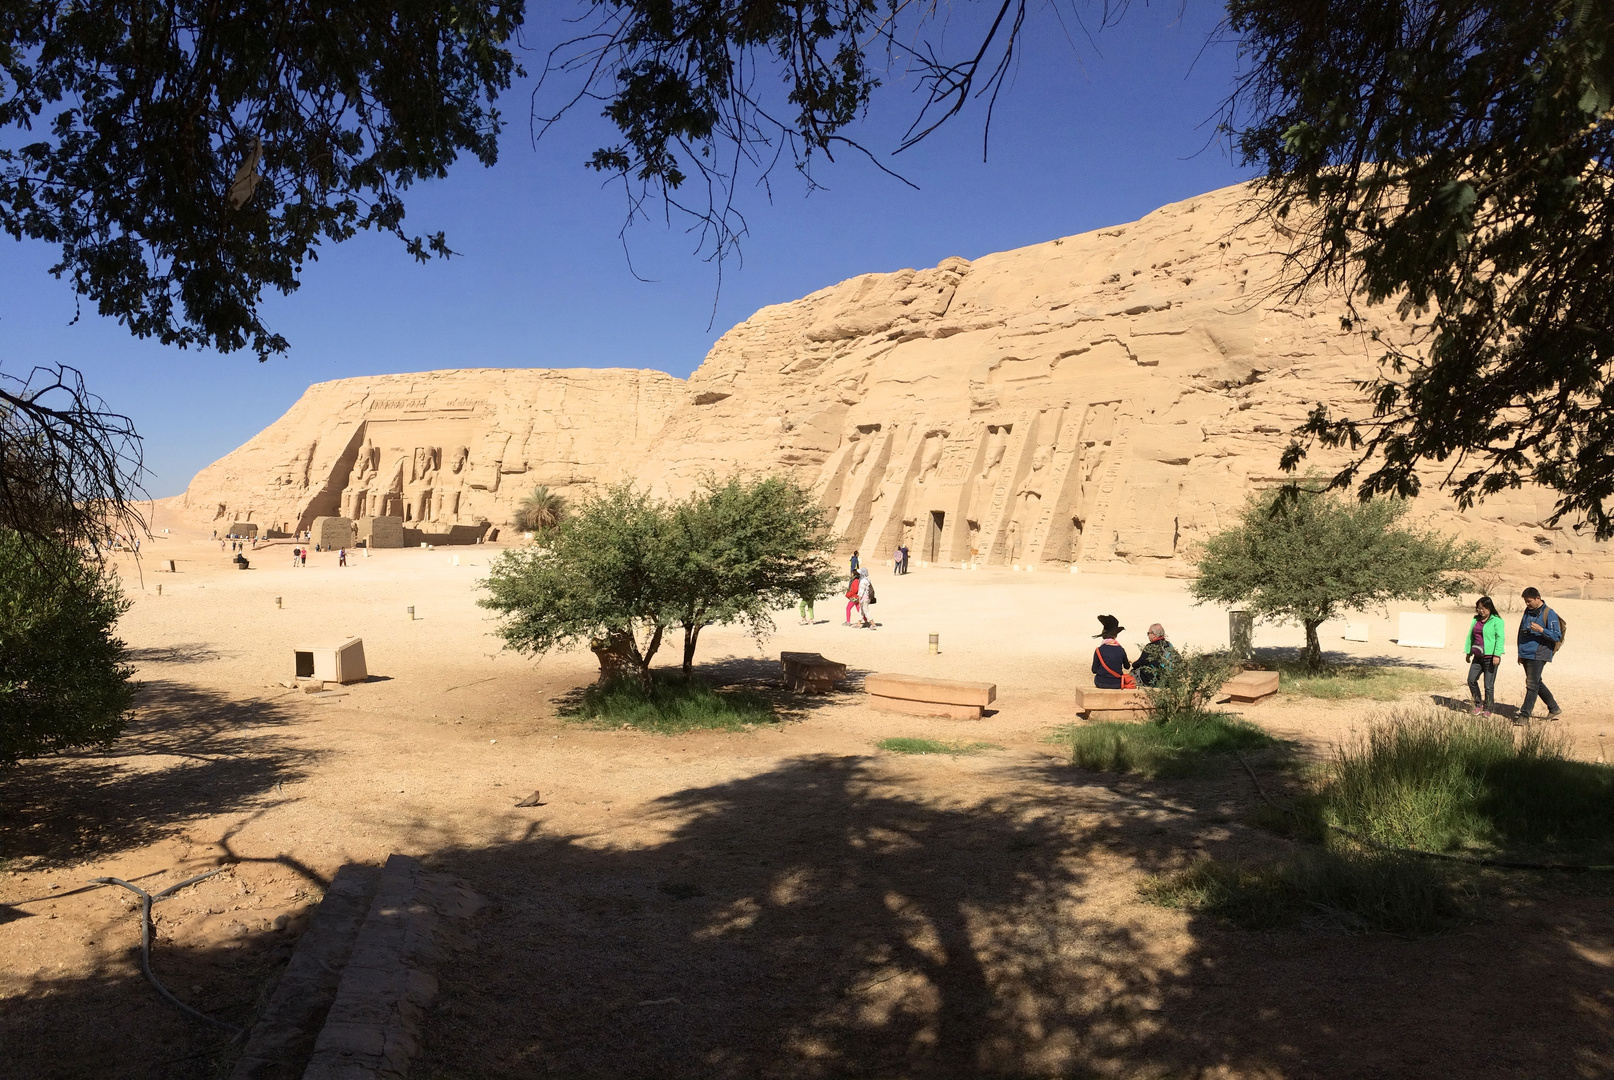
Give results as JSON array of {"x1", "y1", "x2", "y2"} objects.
[{"x1": 1516, "y1": 586, "x2": 1565, "y2": 722}]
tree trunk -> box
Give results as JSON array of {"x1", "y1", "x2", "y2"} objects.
[
  {"x1": 1303, "y1": 619, "x2": 1324, "y2": 673},
  {"x1": 637, "y1": 624, "x2": 665, "y2": 692},
  {"x1": 682, "y1": 623, "x2": 702, "y2": 678},
  {"x1": 590, "y1": 629, "x2": 635, "y2": 686}
]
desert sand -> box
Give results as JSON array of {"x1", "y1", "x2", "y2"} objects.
[{"x1": 3, "y1": 515, "x2": 1611, "y2": 1079}]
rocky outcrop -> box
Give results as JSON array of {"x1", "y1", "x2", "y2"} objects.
[
  {"x1": 180, "y1": 183, "x2": 1613, "y2": 596},
  {"x1": 181, "y1": 368, "x2": 683, "y2": 537}
]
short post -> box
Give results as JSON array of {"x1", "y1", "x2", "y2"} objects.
[
  {"x1": 275, "y1": 596, "x2": 282, "y2": 609},
  {"x1": 156, "y1": 583, "x2": 162, "y2": 596},
  {"x1": 1229, "y1": 609, "x2": 1254, "y2": 662},
  {"x1": 407, "y1": 605, "x2": 415, "y2": 621},
  {"x1": 929, "y1": 632, "x2": 940, "y2": 655}
]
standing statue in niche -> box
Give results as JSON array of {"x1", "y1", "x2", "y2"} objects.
[
  {"x1": 917, "y1": 434, "x2": 945, "y2": 485},
  {"x1": 980, "y1": 426, "x2": 1008, "y2": 481}
]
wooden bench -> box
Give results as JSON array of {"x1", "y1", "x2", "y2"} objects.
[
  {"x1": 1074, "y1": 686, "x2": 1152, "y2": 721},
  {"x1": 866, "y1": 673, "x2": 996, "y2": 719},
  {"x1": 1218, "y1": 669, "x2": 1280, "y2": 703},
  {"x1": 780, "y1": 651, "x2": 847, "y2": 694}
]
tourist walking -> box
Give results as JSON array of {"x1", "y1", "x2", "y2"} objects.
[
  {"x1": 844, "y1": 572, "x2": 861, "y2": 625},
  {"x1": 1516, "y1": 587, "x2": 1564, "y2": 721},
  {"x1": 798, "y1": 593, "x2": 815, "y2": 624},
  {"x1": 1132, "y1": 623, "x2": 1177, "y2": 687},
  {"x1": 850, "y1": 549, "x2": 860, "y2": 577},
  {"x1": 300, "y1": 548, "x2": 308, "y2": 566},
  {"x1": 1091, "y1": 615, "x2": 1133, "y2": 688},
  {"x1": 291, "y1": 547, "x2": 301, "y2": 567},
  {"x1": 899, "y1": 544, "x2": 909, "y2": 574},
  {"x1": 1465, "y1": 596, "x2": 1505, "y2": 715},
  {"x1": 856, "y1": 570, "x2": 875, "y2": 628},
  {"x1": 338, "y1": 548, "x2": 347, "y2": 567}
]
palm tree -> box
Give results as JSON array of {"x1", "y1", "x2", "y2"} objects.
[{"x1": 515, "y1": 485, "x2": 567, "y2": 534}]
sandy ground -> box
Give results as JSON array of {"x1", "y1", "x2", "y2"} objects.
[{"x1": 2, "y1": 515, "x2": 1612, "y2": 1079}]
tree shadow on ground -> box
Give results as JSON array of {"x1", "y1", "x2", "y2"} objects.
[
  {"x1": 410, "y1": 754, "x2": 1614, "y2": 1079},
  {"x1": 0, "y1": 680, "x2": 322, "y2": 864},
  {"x1": 1254, "y1": 645, "x2": 1447, "y2": 671},
  {"x1": 125, "y1": 642, "x2": 232, "y2": 665}
]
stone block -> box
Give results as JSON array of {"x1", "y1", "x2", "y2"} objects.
[
  {"x1": 311, "y1": 515, "x2": 356, "y2": 550},
  {"x1": 780, "y1": 651, "x2": 846, "y2": 693},
  {"x1": 1221, "y1": 669, "x2": 1280, "y2": 702},
  {"x1": 869, "y1": 694, "x2": 982, "y2": 720},
  {"x1": 1074, "y1": 686, "x2": 1151, "y2": 720},
  {"x1": 863, "y1": 673, "x2": 996, "y2": 708},
  {"x1": 295, "y1": 638, "x2": 367, "y2": 684},
  {"x1": 1342, "y1": 622, "x2": 1369, "y2": 642},
  {"x1": 357, "y1": 516, "x2": 405, "y2": 549}
]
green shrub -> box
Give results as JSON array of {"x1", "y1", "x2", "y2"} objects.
[
  {"x1": 561, "y1": 673, "x2": 775, "y2": 734},
  {"x1": 1143, "y1": 647, "x2": 1235, "y2": 723},
  {"x1": 1062, "y1": 713, "x2": 1278, "y2": 779},
  {"x1": 0, "y1": 530, "x2": 136, "y2": 767},
  {"x1": 876, "y1": 737, "x2": 1003, "y2": 756},
  {"x1": 1141, "y1": 849, "x2": 1455, "y2": 933},
  {"x1": 1317, "y1": 707, "x2": 1614, "y2": 856}
]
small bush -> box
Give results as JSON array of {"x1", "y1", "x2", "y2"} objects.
[
  {"x1": 561, "y1": 673, "x2": 775, "y2": 734},
  {"x1": 1062, "y1": 713, "x2": 1278, "y2": 778},
  {"x1": 876, "y1": 737, "x2": 1003, "y2": 756},
  {"x1": 1275, "y1": 658, "x2": 1451, "y2": 701},
  {"x1": 1141, "y1": 849, "x2": 1456, "y2": 933},
  {"x1": 1317, "y1": 707, "x2": 1614, "y2": 856},
  {"x1": 1143, "y1": 647, "x2": 1235, "y2": 723}
]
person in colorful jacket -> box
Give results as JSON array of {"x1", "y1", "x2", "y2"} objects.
[
  {"x1": 1516, "y1": 586, "x2": 1564, "y2": 721},
  {"x1": 1464, "y1": 596, "x2": 1505, "y2": 715}
]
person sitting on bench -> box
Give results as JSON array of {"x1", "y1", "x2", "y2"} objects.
[
  {"x1": 1092, "y1": 614, "x2": 1133, "y2": 688},
  {"x1": 233, "y1": 552, "x2": 251, "y2": 570}
]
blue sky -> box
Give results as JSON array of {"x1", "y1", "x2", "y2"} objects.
[{"x1": 0, "y1": 3, "x2": 1251, "y2": 498}]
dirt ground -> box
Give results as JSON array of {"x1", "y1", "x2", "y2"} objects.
[{"x1": 3, "y1": 512, "x2": 1612, "y2": 1079}]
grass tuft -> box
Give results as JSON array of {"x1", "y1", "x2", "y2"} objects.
[
  {"x1": 876, "y1": 737, "x2": 1004, "y2": 756},
  {"x1": 1140, "y1": 850, "x2": 1456, "y2": 933},
  {"x1": 561, "y1": 673, "x2": 775, "y2": 734},
  {"x1": 1273, "y1": 658, "x2": 1452, "y2": 701},
  {"x1": 1315, "y1": 707, "x2": 1614, "y2": 857},
  {"x1": 1059, "y1": 711, "x2": 1278, "y2": 778}
]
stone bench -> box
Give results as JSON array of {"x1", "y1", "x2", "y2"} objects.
[
  {"x1": 780, "y1": 651, "x2": 847, "y2": 694},
  {"x1": 1218, "y1": 669, "x2": 1280, "y2": 703},
  {"x1": 866, "y1": 673, "x2": 996, "y2": 719},
  {"x1": 1075, "y1": 686, "x2": 1152, "y2": 721}
]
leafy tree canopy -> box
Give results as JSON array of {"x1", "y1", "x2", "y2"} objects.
[
  {"x1": 0, "y1": 527, "x2": 136, "y2": 767},
  {"x1": 1189, "y1": 487, "x2": 1490, "y2": 672},
  {"x1": 1, "y1": 0, "x2": 525, "y2": 361},
  {"x1": 1227, "y1": 0, "x2": 1614, "y2": 535},
  {"x1": 480, "y1": 476, "x2": 838, "y2": 690}
]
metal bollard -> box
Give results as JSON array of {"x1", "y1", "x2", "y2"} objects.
[
  {"x1": 407, "y1": 605, "x2": 415, "y2": 621},
  {"x1": 929, "y1": 632, "x2": 939, "y2": 655},
  {"x1": 156, "y1": 583, "x2": 162, "y2": 596},
  {"x1": 275, "y1": 596, "x2": 282, "y2": 609}
]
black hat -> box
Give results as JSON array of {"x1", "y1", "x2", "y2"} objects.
[{"x1": 1096, "y1": 614, "x2": 1124, "y2": 638}]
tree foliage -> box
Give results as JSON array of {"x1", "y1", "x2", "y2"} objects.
[
  {"x1": 1, "y1": 0, "x2": 525, "y2": 360},
  {"x1": 480, "y1": 476, "x2": 837, "y2": 689},
  {"x1": 0, "y1": 528, "x2": 136, "y2": 767},
  {"x1": 1189, "y1": 488, "x2": 1489, "y2": 672},
  {"x1": 1226, "y1": 0, "x2": 1614, "y2": 535},
  {"x1": 515, "y1": 485, "x2": 568, "y2": 534},
  {"x1": 665, "y1": 474, "x2": 838, "y2": 675}
]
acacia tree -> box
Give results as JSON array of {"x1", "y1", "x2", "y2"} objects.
[
  {"x1": 481, "y1": 484, "x2": 678, "y2": 691},
  {"x1": 1189, "y1": 488, "x2": 1490, "y2": 673},
  {"x1": 666, "y1": 475, "x2": 839, "y2": 676},
  {"x1": 0, "y1": 528, "x2": 135, "y2": 767}
]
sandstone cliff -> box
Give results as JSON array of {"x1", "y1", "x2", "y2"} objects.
[{"x1": 181, "y1": 183, "x2": 1612, "y2": 596}]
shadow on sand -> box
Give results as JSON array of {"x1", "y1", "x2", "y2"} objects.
[{"x1": 406, "y1": 754, "x2": 1613, "y2": 1079}]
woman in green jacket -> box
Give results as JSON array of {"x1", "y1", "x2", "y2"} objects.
[{"x1": 1466, "y1": 596, "x2": 1506, "y2": 715}]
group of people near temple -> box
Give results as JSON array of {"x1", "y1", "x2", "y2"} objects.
[{"x1": 1089, "y1": 586, "x2": 1566, "y2": 723}]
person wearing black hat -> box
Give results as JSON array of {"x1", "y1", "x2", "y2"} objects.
[{"x1": 1091, "y1": 614, "x2": 1133, "y2": 688}]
